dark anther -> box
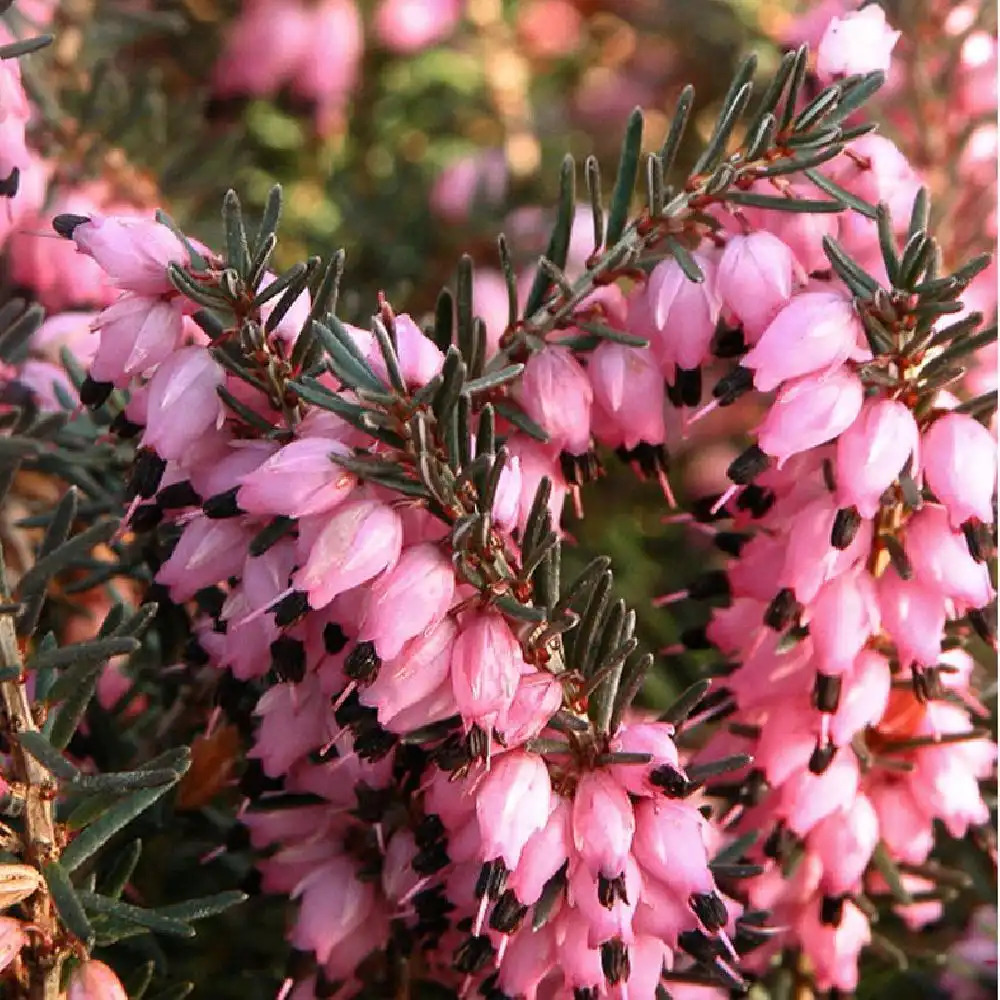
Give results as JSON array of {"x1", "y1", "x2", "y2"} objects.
[
  {"x1": 240, "y1": 868, "x2": 263, "y2": 897},
  {"x1": 468, "y1": 724, "x2": 489, "y2": 762},
  {"x1": 666, "y1": 378, "x2": 684, "y2": 409},
  {"x1": 600, "y1": 938, "x2": 630, "y2": 986},
  {"x1": 52, "y1": 212, "x2": 90, "y2": 238},
  {"x1": 963, "y1": 520, "x2": 995, "y2": 563},
  {"x1": 195, "y1": 586, "x2": 226, "y2": 619},
  {"x1": 808, "y1": 741, "x2": 837, "y2": 775},
  {"x1": 763, "y1": 823, "x2": 792, "y2": 861},
  {"x1": 158, "y1": 480, "x2": 201, "y2": 509},
  {"x1": 912, "y1": 667, "x2": 944, "y2": 703},
  {"x1": 345, "y1": 641, "x2": 381, "y2": 685},
  {"x1": 489, "y1": 889, "x2": 528, "y2": 934},
  {"x1": 431, "y1": 732, "x2": 473, "y2": 772},
  {"x1": 680, "y1": 626, "x2": 712, "y2": 650},
  {"x1": 713, "y1": 366, "x2": 753, "y2": 406},
  {"x1": 238, "y1": 759, "x2": 283, "y2": 799},
  {"x1": 80, "y1": 376, "x2": 114, "y2": 408},
  {"x1": 353, "y1": 782, "x2": 391, "y2": 823},
  {"x1": 126, "y1": 448, "x2": 167, "y2": 499},
  {"x1": 764, "y1": 588, "x2": 801, "y2": 631},
  {"x1": 130, "y1": 502, "x2": 163, "y2": 532},
  {"x1": 270, "y1": 636, "x2": 307, "y2": 683},
  {"x1": 559, "y1": 450, "x2": 604, "y2": 486},
  {"x1": 727, "y1": 444, "x2": 770, "y2": 486},
  {"x1": 314, "y1": 973, "x2": 341, "y2": 999},
  {"x1": 412, "y1": 841, "x2": 451, "y2": 876},
  {"x1": 203, "y1": 486, "x2": 242, "y2": 519},
  {"x1": 822, "y1": 458, "x2": 837, "y2": 493},
  {"x1": 812, "y1": 673, "x2": 842, "y2": 714},
  {"x1": 225, "y1": 824, "x2": 251, "y2": 853},
  {"x1": 616, "y1": 442, "x2": 671, "y2": 481},
  {"x1": 0, "y1": 168, "x2": 19, "y2": 198},
  {"x1": 820, "y1": 894, "x2": 845, "y2": 927},
  {"x1": 453, "y1": 935, "x2": 495, "y2": 975},
  {"x1": 109, "y1": 410, "x2": 144, "y2": 439},
  {"x1": 283, "y1": 948, "x2": 316, "y2": 981},
  {"x1": 353, "y1": 723, "x2": 397, "y2": 763},
  {"x1": 475, "y1": 859, "x2": 509, "y2": 901},
  {"x1": 688, "y1": 570, "x2": 731, "y2": 602},
  {"x1": 677, "y1": 929, "x2": 719, "y2": 963},
  {"x1": 831, "y1": 506, "x2": 862, "y2": 549},
  {"x1": 711, "y1": 324, "x2": 746, "y2": 358},
  {"x1": 597, "y1": 873, "x2": 629, "y2": 909},
  {"x1": 323, "y1": 622, "x2": 348, "y2": 655},
  {"x1": 184, "y1": 636, "x2": 210, "y2": 667},
  {"x1": 968, "y1": 606, "x2": 996, "y2": 646},
  {"x1": 650, "y1": 764, "x2": 690, "y2": 798},
  {"x1": 414, "y1": 814, "x2": 446, "y2": 850},
  {"x1": 308, "y1": 742, "x2": 339, "y2": 766},
  {"x1": 272, "y1": 590, "x2": 309, "y2": 627},
  {"x1": 735, "y1": 484, "x2": 776, "y2": 518},
  {"x1": 573, "y1": 989, "x2": 599, "y2": 1000},
  {"x1": 690, "y1": 891, "x2": 729, "y2": 932},
  {"x1": 674, "y1": 366, "x2": 703, "y2": 407},
  {"x1": 332, "y1": 688, "x2": 366, "y2": 728},
  {"x1": 714, "y1": 531, "x2": 752, "y2": 557}
]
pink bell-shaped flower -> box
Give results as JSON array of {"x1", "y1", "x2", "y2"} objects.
[
  {"x1": 516, "y1": 345, "x2": 593, "y2": 454},
  {"x1": 757, "y1": 366, "x2": 865, "y2": 468},
  {"x1": 815, "y1": 5, "x2": 901, "y2": 83},
  {"x1": 572, "y1": 770, "x2": 635, "y2": 879},
  {"x1": 294, "y1": 499, "x2": 403, "y2": 609},
  {"x1": 646, "y1": 251, "x2": 721, "y2": 373},
  {"x1": 808, "y1": 794, "x2": 880, "y2": 896},
  {"x1": 142, "y1": 347, "x2": 224, "y2": 461},
  {"x1": 476, "y1": 750, "x2": 552, "y2": 870},
  {"x1": 450, "y1": 612, "x2": 524, "y2": 734},
  {"x1": 508, "y1": 799, "x2": 571, "y2": 905},
  {"x1": 156, "y1": 517, "x2": 249, "y2": 602},
  {"x1": 587, "y1": 342, "x2": 665, "y2": 448},
  {"x1": 90, "y1": 294, "x2": 186, "y2": 387},
  {"x1": 835, "y1": 397, "x2": 920, "y2": 517},
  {"x1": 743, "y1": 291, "x2": 870, "y2": 392},
  {"x1": 357, "y1": 542, "x2": 455, "y2": 659},
  {"x1": 0, "y1": 917, "x2": 26, "y2": 973},
  {"x1": 716, "y1": 231, "x2": 798, "y2": 343},
  {"x1": 876, "y1": 566, "x2": 947, "y2": 670},
  {"x1": 71, "y1": 216, "x2": 188, "y2": 295},
  {"x1": 921, "y1": 412, "x2": 997, "y2": 527},
  {"x1": 68, "y1": 960, "x2": 128, "y2": 1000},
  {"x1": 808, "y1": 569, "x2": 880, "y2": 676}
]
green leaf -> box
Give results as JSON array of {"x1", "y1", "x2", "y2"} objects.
[
  {"x1": 222, "y1": 189, "x2": 251, "y2": 280},
  {"x1": 264, "y1": 256, "x2": 318, "y2": 335},
  {"x1": 584, "y1": 156, "x2": 605, "y2": 249},
  {"x1": 313, "y1": 318, "x2": 385, "y2": 393},
  {"x1": 61, "y1": 782, "x2": 180, "y2": 874},
  {"x1": 791, "y1": 86, "x2": 841, "y2": 133},
  {"x1": 825, "y1": 70, "x2": 884, "y2": 124},
  {"x1": 777, "y1": 45, "x2": 809, "y2": 132},
  {"x1": 98, "y1": 839, "x2": 142, "y2": 899},
  {"x1": 80, "y1": 891, "x2": 194, "y2": 938},
  {"x1": 525, "y1": 155, "x2": 576, "y2": 317},
  {"x1": 371, "y1": 317, "x2": 406, "y2": 394},
  {"x1": 665, "y1": 237, "x2": 704, "y2": 282},
  {"x1": 152, "y1": 890, "x2": 248, "y2": 923},
  {"x1": 821, "y1": 236, "x2": 880, "y2": 297},
  {"x1": 606, "y1": 107, "x2": 643, "y2": 246},
  {"x1": 432, "y1": 288, "x2": 454, "y2": 353},
  {"x1": 0, "y1": 34, "x2": 53, "y2": 59},
  {"x1": 17, "y1": 731, "x2": 80, "y2": 780},
  {"x1": 252, "y1": 184, "x2": 282, "y2": 256},
  {"x1": 43, "y1": 861, "x2": 94, "y2": 947},
  {"x1": 27, "y1": 636, "x2": 138, "y2": 677},
  {"x1": 804, "y1": 168, "x2": 877, "y2": 218},
  {"x1": 146, "y1": 984, "x2": 194, "y2": 1000},
  {"x1": 167, "y1": 264, "x2": 228, "y2": 308},
  {"x1": 572, "y1": 320, "x2": 648, "y2": 347},
  {"x1": 871, "y1": 842, "x2": 914, "y2": 903},
  {"x1": 660, "y1": 85, "x2": 695, "y2": 177},
  {"x1": 462, "y1": 364, "x2": 524, "y2": 395},
  {"x1": 0, "y1": 302, "x2": 44, "y2": 364},
  {"x1": 726, "y1": 191, "x2": 843, "y2": 214},
  {"x1": 692, "y1": 81, "x2": 754, "y2": 174},
  {"x1": 660, "y1": 678, "x2": 712, "y2": 726},
  {"x1": 494, "y1": 399, "x2": 549, "y2": 443},
  {"x1": 875, "y1": 203, "x2": 901, "y2": 286}
]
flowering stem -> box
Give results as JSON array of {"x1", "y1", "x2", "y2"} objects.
[{"x1": 0, "y1": 544, "x2": 62, "y2": 1000}]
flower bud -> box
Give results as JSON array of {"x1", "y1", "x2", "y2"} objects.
[
  {"x1": 68, "y1": 960, "x2": 128, "y2": 1000},
  {"x1": 922, "y1": 412, "x2": 997, "y2": 527}
]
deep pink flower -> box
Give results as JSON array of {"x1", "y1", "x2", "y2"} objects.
[
  {"x1": 572, "y1": 770, "x2": 635, "y2": 879},
  {"x1": 829, "y1": 648, "x2": 891, "y2": 746},
  {"x1": 359, "y1": 617, "x2": 456, "y2": 727},
  {"x1": 250, "y1": 675, "x2": 330, "y2": 777},
  {"x1": 757, "y1": 366, "x2": 865, "y2": 468},
  {"x1": 90, "y1": 295, "x2": 186, "y2": 387},
  {"x1": 142, "y1": 346, "x2": 224, "y2": 460},
  {"x1": 358, "y1": 543, "x2": 455, "y2": 658},
  {"x1": 835, "y1": 397, "x2": 920, "y2": 517},
  {"x1": 450, "y1": 612, "x2": 524, "y2": 734},
  {"x1": 798, "y1": 898, "x2": 870, "y2": 993},
  {"x1": 499, "y1": 669, "x2": 562, "y2": 746},
  {"x1": 516, "y1": 345, "x2": 593, "y2": 454},
  {"x1": 294, "y1": 499, "x2": 403, "y2": 609},
  {"x1": 815, "y1": 5, "x2": 900, "y2": 83},
  {"x1": 921, "y1": 412, "x2": 997, "y2": 527},
  {"x1": 155, "y1": 517, "x2": 249, "y2": 602},
  {"x1": 508, "y1": 799, "x2": 571, "y2": 905},
  {"x1": 779, "y1": 750, "x2": 860, "y2": 836},
  {"x1": 876, "y1": 567, "x2": 947, "y2": 670},
  {"x1": 475, "y1": 750, "x2": 552, "y2": 870},
  {"x1": 904, "y1": 504, "x2": 994, "y2": 608},
  {"x1": 587, "y1": 342, "x2": 665, "y2": 448},
  {"x1": 646, "y1": 252, "x2": 721, "y2": 373},
  {"x1": 237, "y1": 437, "x2": 357, "y2": 519},
  {"x1": 808, "y1": 569, "x2": 880, "y2": 676},
  {"x1": 808, "y1": 794, "x2": 879, "y2": 896},
  {"x1": 67, "y1": 960, "x2": 128, "y2": 1000},
  {"x1": 743, "y1": 291, "x2": 869, "y2": 392},
  {"x1": 717, "y1": 232, "x2": 799, "y2": 343}
]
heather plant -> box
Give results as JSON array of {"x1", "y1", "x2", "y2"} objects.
[{"x1": 0, "y1": 1, "x2": 993, "y2": 999}]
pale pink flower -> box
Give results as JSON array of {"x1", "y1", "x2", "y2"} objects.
[
  {"x1": 808, "y1": 794, "x2": 879, "y2": 896},
  {"x1": 572, "y1": 770, "x2": 635, "y2": 879},
  {"x1": 508, "y1": 799, "x2": 571, "y2": 905},
  {"x1": 587, "y1": 342, "x2": 666, "y2": 448},
  {"x1": 516, "y1": 345, "x2": 593, "y2": 454},
  {"x1": 922, "y1": 412, "x2": 997, "y2": 527},
  {"x1": 876, "y1": 567, "x2": 947, "y2": 670},
  {"x1": 757, "y1": 366, "x2": 865, "y2": 468},
  {"x1": 798, "y1": 898, "x2": 870, "y2": 993},
  {"x1": 155, "y1": 517, "x2": 249, "y2": 602},
  {"x1": 67, "y1": 960, "x2": 128, "y2": 1000},
  {"x1": 835, "y1": 397, "x2": 920, "y2": 517},
  {"x1": 717, "y1": 232, "x2": 799, "y2": 343},
  {"x1": 646, "y1": 252, "x2": 721, "y2": 373},
  {"x1": 374, "y1": 0, "x2": 460, "y2": 52},
  {"x1": 90, "y1": 295, "x2": 186, "y2": 387},
  {"x1": 358, "y1": 543, "x2": 455, "y2": 658},
  {"x1": 294, "y1": 499, "x2": 403, "y2": 609},
  {"x1": 250, "y1": 675, "x2": 330, "y2": 776},
  {"x1": 743, "y1": 291, "x2": 869, "y2": 392},
  {"x1": 815, "y1": 5, "x2": 901, "y2": 83},
  {"x1": 830, "y1": 648, "x2": 891, "y2": 746},
  {"x1": 450, "y1": 612, "x2": 524, "y2": 734},
  {"x1": 142, "y1": 347, "x2": 224, "y2": 460},
  {"x1": 476, "y1": 751, "x2": 552, "y2": 870},
  {"x1": 808, "y1": 569, "x2": 880, "y2": 676}
]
